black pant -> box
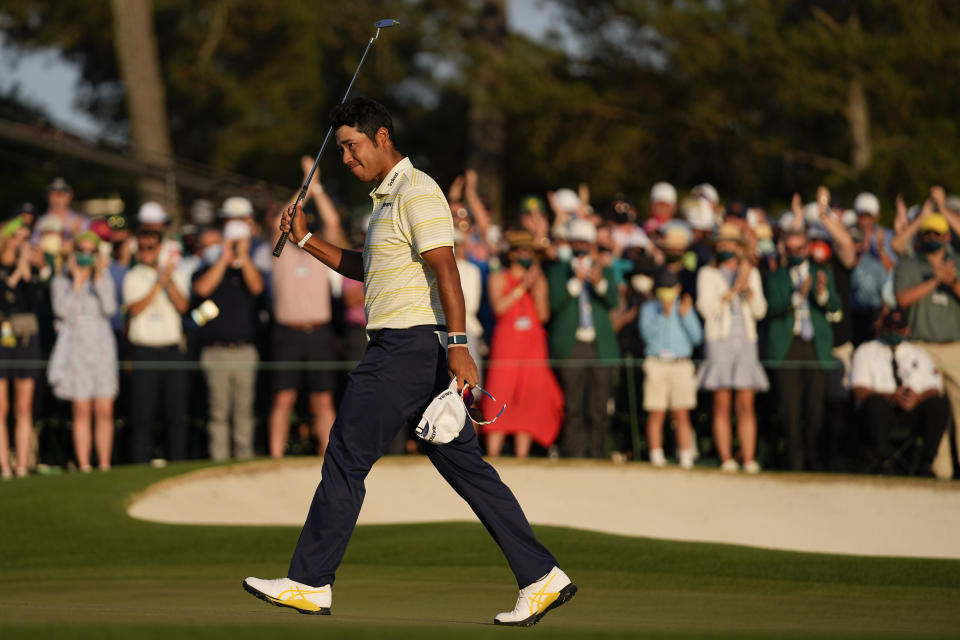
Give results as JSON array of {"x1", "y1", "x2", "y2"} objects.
[
  {"x1": 776, "y1": 339, "x2": 828, "y2": 471},
  {"x1": 558, "y1": 341, "x2": 612, "y2": 459},
  {"x1": 287, "y1": 326, "x2": 557, "y2": 588},
  {"x1": 129, "y1": 345, "x2": 189, "y2": 463},
  {"x1": 860, "y1": 394, "x2": 950, "y2": 473}
]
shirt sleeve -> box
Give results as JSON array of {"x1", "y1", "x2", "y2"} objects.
[
  {"x1": 123, "y1": 268, "x2": 152, "y2": 309},
  {"x1": 398, "y1": 187, "x2": 454, "y2": 255},
  {"x1": 893, "y1": 258, "x2": 921, "y2": 295},
  {"x1": 849, "y1": 344, "x2": 874, "y2": 390}
]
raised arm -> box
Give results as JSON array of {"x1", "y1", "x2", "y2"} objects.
[{"x1": 280, "y1": 202, "x2": 364, "y2": 281}]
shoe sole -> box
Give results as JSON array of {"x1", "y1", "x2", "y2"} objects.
[
  {"x1": 493, "y1": 583, "x2": 578, "y2": 627},
  {"x1": 241, "y1": 580, "x2": 331, "y2": 616}
]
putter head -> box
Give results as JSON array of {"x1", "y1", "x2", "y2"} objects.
[{"x1": 375, "y1": 18, "x2": 399, "y2": 29}]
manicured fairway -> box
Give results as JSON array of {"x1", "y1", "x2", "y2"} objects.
[{"x1": 1, "y1": 461, "x2": 958, "y2": 639}]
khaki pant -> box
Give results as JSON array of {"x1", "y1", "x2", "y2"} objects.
[
  {"x1": 200, "y1": 344, "x2": 258, "y2": 461},
  {"x1": 914, "y1": 341, "x2": 960, "y2": 479}
]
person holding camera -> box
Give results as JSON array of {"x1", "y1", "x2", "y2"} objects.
[
  {"x1": 481, "y1": 230, "x2": 562, "y2": 458},
  {"x1": 48, "y1": 231, "x2": 118, "y2": 472},
  {"x1": 123, "y1": 223, "x2": 190, "y2": 464},
  {"x1": 192, "y1": 197, "x2": 264, "y2": 460},
  {"x1": 546, "y1": 218, "x2": 620, "y2": 459},
  {"x1": 0, "y1": 216, "x2": 42, "y2": 478}
]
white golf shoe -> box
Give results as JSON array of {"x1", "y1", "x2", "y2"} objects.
[
  {"x1": 494, "y1": 566, "x2": 577, "y2": 626},
  {"x1": 242, "y1": 576, "x2": 331, "y2": 615}
]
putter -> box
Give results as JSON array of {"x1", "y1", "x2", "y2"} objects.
[{"x1": 273, "y1": 18, "x2": 399, "y2": 257}]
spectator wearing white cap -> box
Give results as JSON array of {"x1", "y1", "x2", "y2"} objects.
[
  {"x1": 32, "y1": 177, "x2": 87, "y2": 246},
  {"x1": 854, "y1": 191, "x2": 896, "y2": 268},
  {"x1": 546, "y1": 218, "x2": 619, "y2": 459},
  {"x1": 192, "y1": 196, "x2": 265, "y2": 460},
  {"x1": 642, "y1": 181, "x2": 677, "y2": 236}
]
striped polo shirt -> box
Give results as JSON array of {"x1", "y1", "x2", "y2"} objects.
[{"x1": 362, "y1": 157, "x2": 454, "y2": 330}]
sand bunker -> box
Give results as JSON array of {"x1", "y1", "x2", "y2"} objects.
[{"x1": 128, "y1": 457, "x2": 960, "y2": 559}]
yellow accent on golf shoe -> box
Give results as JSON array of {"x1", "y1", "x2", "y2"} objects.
[
  {"x1": 527, "y1": 573, "x2": 561, "y2": 616},
  {"x1": 268, "y1": 585, "x2": 329, "y2": 612}
]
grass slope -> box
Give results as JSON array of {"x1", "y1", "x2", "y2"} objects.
[{"x1": 0, "y1": 461, "x2": 958, "y2": 639}]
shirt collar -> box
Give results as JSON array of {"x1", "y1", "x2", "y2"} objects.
[{"x1": 369, "y1": 157, "x2": 412, "y2": 198}]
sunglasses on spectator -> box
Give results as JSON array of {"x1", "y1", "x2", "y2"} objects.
[{"x1": 462, "y1": 384, "x2": 506, "y2": 426}]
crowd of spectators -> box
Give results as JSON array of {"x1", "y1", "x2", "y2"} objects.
[{"x1": 1, "y1": 164, "x2": 959, "y2": 481}]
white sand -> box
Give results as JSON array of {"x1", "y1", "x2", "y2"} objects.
[{"x1": 127, "y1": 457, "x2": 960, "y2": 559}]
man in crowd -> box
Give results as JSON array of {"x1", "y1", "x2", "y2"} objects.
[
  {"x1": 850, "y1": 309, "x2": 948, "y2": 476},
  {"x1": 268, "y1": 162, "x2": 343, "y2": 459},
  {"x1": 32, "y1": 177, "x2": 87, "y2": 246},
  {"x1": 123, "y1": 218, "x2": 190, "y2": 463},
  {"x1": 192, "y1": 197, "x2": 264, "y2": 460},
  {"x1": 547, "y1": 218, "x2": 619, "y2": 459},
  {"x1": 894, "y1": 203, "x2": 960, "y2": 480},
  {"x1": 765, "y1": 223, "x2": 840, "y2": 471},
  {"x1": 643, "y1": 181, "x2": 677, "y2": 235}
]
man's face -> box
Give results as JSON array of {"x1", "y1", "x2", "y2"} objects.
[
  {"x1": 857, "y1": 213, "x2": 875, "y2": 231},
  {"x1": 650, "y1": 201, "x2": 675, "y2": 221},
  {"x1": 336, "y1": 125, "x2": 387, "y2": 182},
  {"x1": 48, "y1": 190, "x2": 72, "y2": 211},
  {"x1": 137, "y1": 232, "x2": 162, "y2": 265},
  {"x1": 784, "y1": 233, "x2": 808, "y2": 258}
]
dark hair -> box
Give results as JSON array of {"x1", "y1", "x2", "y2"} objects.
[{"x1": 329, "y1": 97, "x2": 397, "y2": 148}]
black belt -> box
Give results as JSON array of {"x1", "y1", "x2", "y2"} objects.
[
  {"x1": 206, "y1": 341, "x2": 252, "y2": 348},
  {"x1": 365, "y1": 324, "x2": 446, "y2": 341}
]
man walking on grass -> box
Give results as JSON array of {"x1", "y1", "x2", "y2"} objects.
[{"x1": 242, "y1": 97, "x2": 576, "y2": 626}]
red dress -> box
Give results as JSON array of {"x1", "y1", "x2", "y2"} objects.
[{"x1": 480, "y1": 272, "x2": 564, "y2": 447}]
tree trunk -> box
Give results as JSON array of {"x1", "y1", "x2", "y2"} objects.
[
  {"x1": 467, "y1": 0, "x2": 507, "y2": 220},
  {"x1": 110, "y1": 0, "x2": 179, "y2": 224},
  {"x1": 846, "y1": 75, "x2": 871, "y2": 173}
]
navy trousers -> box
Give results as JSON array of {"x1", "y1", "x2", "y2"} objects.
[{"x1": 287, "y1": 325, "x2": 557, "y2": 588}]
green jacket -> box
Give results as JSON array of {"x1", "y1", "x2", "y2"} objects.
[
  {"x1": 764, "y1": 262, "x2": 840, "y2": 370},
  {"x1": 546, "y1": 261, "x2": 620, "y2": 359}
]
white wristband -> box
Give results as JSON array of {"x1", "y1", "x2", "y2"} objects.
[{"x1": 297, "y1": 232, "x2": 313, "y2": 249}]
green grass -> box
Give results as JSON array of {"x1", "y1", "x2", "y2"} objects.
[{"x1": 1, "y1": 461, "x2": 959, "y2": 639}]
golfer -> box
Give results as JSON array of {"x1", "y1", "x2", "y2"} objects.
[{"x1": 243, "y1": 97, "x2": 576, "y2": 626}]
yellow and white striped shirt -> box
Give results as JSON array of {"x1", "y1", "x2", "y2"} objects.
[{"x1": 362, "y1": 157, "x2": 454, "y2": 330}]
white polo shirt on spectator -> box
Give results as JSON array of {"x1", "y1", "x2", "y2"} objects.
[
  {"x1": 849, "y1": 340, "x2": 942, "y2": 395},
  {"x1": 123, "y1": 264, "x2": 188, "y2": 347}
]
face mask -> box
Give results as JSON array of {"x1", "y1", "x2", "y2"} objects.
[
  {"x1": 516, "y1": 257, "x2": 533, "y2": 269},
  {"x1": 655, "y1": 287, "x2": 679, "y2": 304},
  {"x1": 717, "y1": 250, "x2": 737, "y2": 263},
  {"x1": 40, "y1": 234, "x2": 62, "y2": 256},
  {"x1": 787, "y1": 255, "x2": 806, "y2": 267},
  {"x1": 665, "y1": 252, "x2": 682, "y2": 263},
  {"x1": 75, "y1": 251, "x2": 95, "y2": 267},
  {"x1": 631, "y1": 274, "x2": 653, "y2": 295},
  {"x1": 612, "y1": 212, "x2": 629, "y2": 224},
  {"x1": 203, "y1": 244, "x2": 222, "y2": 264},
  {"x1": 879, "y1": 332, "x2": 904, "y2": 346},
  {"x1": 556, "y1": 245, "x2": 573, "y2": 262},
  {"x1": 920, "y1": 238, "x2": 944, "y2": 253}
]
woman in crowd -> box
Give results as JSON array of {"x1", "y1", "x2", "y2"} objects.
[
  {"x1": 48, "y1": 231, "x2": 118, "y2": 472},
  {"x1": 0, "y1": 217, "x2": 41, "y2": 478},
  {"x1": 480, "y1": 230, "x2": 563, "y2": 457},
  {"x1": 696, "y1": 223, "x2": 769, "y2": 473}
]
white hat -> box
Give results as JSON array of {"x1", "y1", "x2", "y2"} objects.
[
  {"x1": 683, "y1": 198, "x2": 715, "y2": 231},
  {"x1": 415, "y1": 378, "x2": 466, "y2": 444},
  {"x1": 854, "y1": 192, "x2": 880, "y2": 216},
  {"x1": 802, "y1": 202, "x2": 821, "y2": 224},
  {"x1": 841, "y1": 209, "x2": 858, "y2": 228},
  {"x1": 220, "y1": 196, "x2": 254, "y2": 219},
  {"x1": 778, "y1": 211, "x2": 804, "y2": 232},
  {"x1": 190, "y1": 199, "x2": 215, "y2": 226},
  {"x1": 650, "y1": 181, "x2": 677, "y2": 206},
  {"x1": 691, "y1": 183, "x2": 719, "y2": 205},
  {"x1": 553, "y1": 188, "x2": 580, "y2": 213},
  {"x1": 137, "y1": 201, "x2": 169, "y2": 225},
  {"x1": 567, "y1": 218, "x2": 597, "y2": 243}
]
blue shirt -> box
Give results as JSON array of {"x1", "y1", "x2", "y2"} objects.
[
  {"x1": 108, "y1": 260, "x2": 128, "y2": 334},
  {"x1": 850, "y1": 252, "x2": 888, "y2": 311},
  {"x1": 639, "y1": 299, "x2": 703, "y2": 359}
]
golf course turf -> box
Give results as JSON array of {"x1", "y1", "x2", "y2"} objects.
[{"x1": 1, "y1": 460, "x2": 958, "y2": 638}]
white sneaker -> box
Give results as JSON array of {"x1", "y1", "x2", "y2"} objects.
[
  {"x1": 720, "y1": 459, "x2": 740, "y2": 473},
  {"x1": 743, "y1": 460, "x2": 762, "y2": 474},
  {"x1": 494, "y1": 566, "x2": 577, "y2": 626},
  {"x1": 649, "y1": 448, "x2": 667, "y2": 467},
  {"x1": 242, "y1": 577, "x2": 331, "y2": 615},
  {"x1": 678, "y1": 449, "x2": 695, "y2": 469}
]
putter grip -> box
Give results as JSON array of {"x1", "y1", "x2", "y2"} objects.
[{"x1": 272, "y1": 231, "x2": 289, "y2": 257}]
